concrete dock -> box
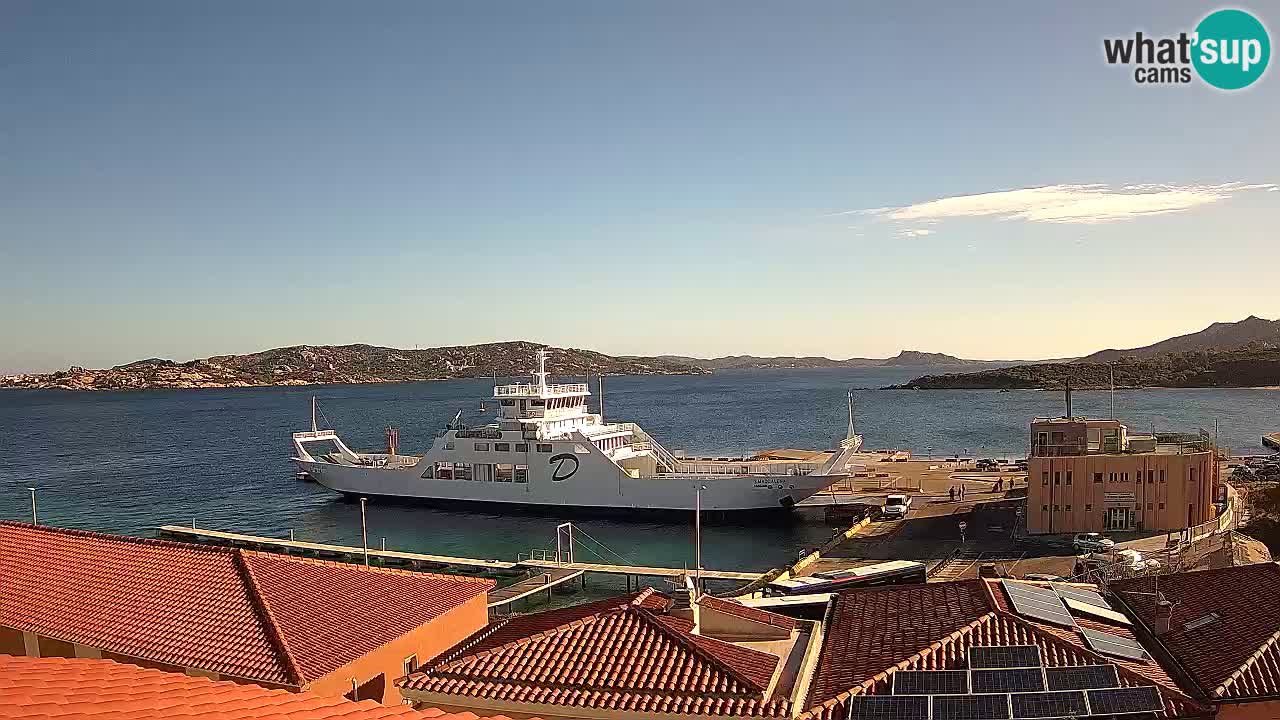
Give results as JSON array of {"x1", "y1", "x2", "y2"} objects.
[
  {"x1": 488, "y1": 567, "x2": 585, "y2": 612},
  {"x1": 157, "y1": 525, "x2": 759, "y2": 584}
]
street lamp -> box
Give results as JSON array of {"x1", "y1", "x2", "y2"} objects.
[
  {"x1": 359, "y1": 497, "x2": 369, "y2": 567},
  {"x1": 27, "y1": 487, "x2": 37, "y2": 525},
  {"x1": 694, "y1": 485, "x2": 707, "y2": 593}
]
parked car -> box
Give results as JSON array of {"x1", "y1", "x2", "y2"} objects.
[
  {"x1": 881, "y1": 494, "x2": 912, "y2": 519},
  {"x1": 974, "y1": 459, "x2": 999, "y2": 471},
  {"x1": 1073, "y1": 533, "x2": 1115, "y2": 552}
]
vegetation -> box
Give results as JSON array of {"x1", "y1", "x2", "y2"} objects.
[
  {"x1": 890, "y1": 348, "x2": 1280, "y2": 390},
  {"x1": 1243, "y1": 483, "x2": 1280, "y2": 556}
]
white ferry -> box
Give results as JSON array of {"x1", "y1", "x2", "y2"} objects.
[{"x1": 291, "y1": 351, "x2": 862, "y2": 514}]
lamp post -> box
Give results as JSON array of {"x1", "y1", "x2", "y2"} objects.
[
  {"x1": 27, "y1": 487, "x2": 37, "y2": 525},
  {"x1": 694, "y1": 485, "x2": 707, "y2": 593},
  {"x1": 360, "y1": 497, "x2": 369, "y2": 567}
]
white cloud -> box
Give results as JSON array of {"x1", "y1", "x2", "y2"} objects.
[
  {"x1": 841, "y1": 182, "x2": 1276, "y2": 226},
  {"x1": 897, "y1": 228, "x2": 934, "y2": 238}
]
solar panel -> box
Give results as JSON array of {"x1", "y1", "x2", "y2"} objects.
[
  {"x1": 1009, "y1": 691, "x2": 1089, "y2": 719},
  {"x1": 1086, "y1": 686, "x2": 1164, "y2": 715},
  {"x1": 930, "y1": 694, "x2": 1011, "y2": 720},
  {"x1": 1001, "y1": 581, "x2": 1076, "y2": 628},
  {"x1": 893, "y1": 670, "x2": 970, "y2": 695},
  {"x1": 1044, "y1": 665, "x2": 1120, "y2": 691},
  {"x1": 1080, "y1": 628, "x2": 1150, "y2": 661},
  {"x1": 845, "y1": 696, "x2": 930, "y2": 720},
  {"x1": 971, "y1": 669, "x2": 1046, "y2": 693},
  {"x1": 1050, "y1": 583, "x2": 1108, "y2": 608},
  {"x1": 969, "y1": 646, "x2": 1043, "y2": 669}
]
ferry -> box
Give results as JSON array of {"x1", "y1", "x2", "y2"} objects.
[{"x1": 290, "y1": 350, "x2": 863, "y2": 513}]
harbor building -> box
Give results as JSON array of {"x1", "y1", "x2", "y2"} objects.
[
  {"x1": 0, "y1": 654, "x2": 531, "y2": 720},
  {"x1": 0, "y1": 522, "x2": 492, "y2": 704},
  {"x1": 1113, "y1": 563, "x2": 1280, "y2": 719},
  {"x1": 1026, "y1": 416, "x2": 1218, "y2": 534}
]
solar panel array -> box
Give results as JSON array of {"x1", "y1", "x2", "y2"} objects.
[
  {"x1": 1044, "y1": 665, "x2": 1120, "y2": 691},
  {"x1": 968, "y1": 646, "x2": 1042, "y2": 669},
  {"x1": 1080, "y1": 628, "x2": 1151, "y2": 661},
  {"x1": 845, "y1": 644, "x2": 1162, "y2": 719},
  {"x1": 1049, "y1": 583, "x2": 1107, "y2": 607},
  {"x1": 1086, "y1": 687, "x2": 1164, "y2": 715},
  {"x1": 1000, "y1": 580, "x2": 1075, "y2": 628}
]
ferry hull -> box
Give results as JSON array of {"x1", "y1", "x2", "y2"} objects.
[{"x1": 295, "y1": 459, "x2": 841, "y2": 513}]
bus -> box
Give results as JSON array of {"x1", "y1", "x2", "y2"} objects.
[{"x1": 764, "y1": 560, "x2": 927, "y2": 596}]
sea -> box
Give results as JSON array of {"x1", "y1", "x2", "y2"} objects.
[{"x1": 2, "y1": 366, "x2": 1276, "y2": 591}]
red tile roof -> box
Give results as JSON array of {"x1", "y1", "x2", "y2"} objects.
[
  {"x1": 0, "y1": 655, "x2": 531, "y2": 720},
  {"x1": 1112, "y1": 562, "x2": 1280, "y2": 701},
  {"x1": 801, "y1": 579, "x2": 1209, "y2": 720},
  {"x1": 0, "y1": 522, "x2": 492, "y2": 687},
  {"x1": 698, "y1": 595, "x2": 797, "y2": 631},
  {"x1": 400, "y1": 589, "x2": 789, "y2": 716}
]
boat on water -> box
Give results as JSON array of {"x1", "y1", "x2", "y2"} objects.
[{"x1": 291, "y1": 350, "x2": 863, "y2": 513}]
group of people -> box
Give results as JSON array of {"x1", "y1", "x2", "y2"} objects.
[{"x1": 948, "y1": 485, "x2": 967, "y2": 502}]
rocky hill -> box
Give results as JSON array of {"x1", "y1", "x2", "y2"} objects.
[
  {"x1": 890, "y1": 348, "x2": 1280, "y2": 390},
  {"x1": 1080, "y1": 316, "x2": 1280, "y2": 363},
  {"x1": 663, "y1": 350, "x2": 1025, "y2": 371},
  {"x1": 0, "y1": 342, "x2": 708, "y2": 391}
]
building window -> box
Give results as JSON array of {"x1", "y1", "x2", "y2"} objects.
[
  {"x1": 1053, "y1": 505, "x2": 1060, "y2": 511},
  {"x1": 537, "y1": 443, "x2": 553, "y2": 453},
  {"x1": 1160, "y1": 469, "x2": 1166, "y2": 482},
  {"x1": 1042, "y1": 505, "x2": 1049, "y2": 511},
  {"x1": 515, "y1": 443, "x2": 529, "y2": 452},
  {"x1": 1066, "y1": 504, "x2": 1073, "y2": 511},
  {"x1": 515, "y1": 464, "x2": 528, "y2": 483},
  {"x1": 1093, "y1": 473, "x2": 1103, "y2": 484},
  {"x1": 1054, "y1": 472, "x2": 1061, "y2": 485},
  {"x1": 1159, "y1": 502, "x2": 1165, "y2": 510},
  {"x1": 1121, "y1": 472, "x2": 1128, "y2": 482},
  {"x1": 1190, "y1": 467, "x2": 1198, "y2": 482},
  {"x1": 1109, "y1": 472, "x2": 1117, "y2": 483},
  {"x1": 1147, "y1": 470, "x2": 1154, "y2": 483},
  {"x1": 403, "y1": 655, "x2": 418, "y2": 676},
  {"x1": 1085, "y1": 504, "x2": 1092, "y2": 511},
  {"x1": 495, "y1": 442, "x2": 510, "y2": 452},
  {"x1": 1042, "y1": 472, "x2": 1049, "y2": 486},
  {"x1": 1066, "y1": 471, "x2": 1073, "y2": 485},
  {"x1": 1147, "y1": 502, "x2": 1154, "y2": 510},
  {"x1": 474, "y1": 443, "x2": 489, "y2": 452}
]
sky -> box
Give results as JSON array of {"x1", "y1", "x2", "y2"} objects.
[{"x1": 2, "y1": 1, "x2": 1278, "y2": 372}]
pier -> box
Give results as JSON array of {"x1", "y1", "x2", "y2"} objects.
[
  {"x1": 156, "y1": 524, "x2": 760, "y2": 587},
  {"x1": 1264, "y1": 432, "x2": 1280, "y2": 452},
  {"x1": 487, "y1": 567, "x2": 585, "y2": 612}
]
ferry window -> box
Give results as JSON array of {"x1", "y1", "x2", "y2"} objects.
[
  {"x1": 435, "y1": 462, "x2": 454, "y2": 480},
  {"x1": 531, "y1": 399, "x2": 545, "y2": 406},
  {"x1": 421, "y1": 465, "x2": 434, "y2": 479},
  {"x1": 444, "y1": 442, "x2": 455, "y2": 451},
  {"x1": 574, "y1": 444, "x2": 590, "y2": 454},
  {"x1": 515, "y1": 443, "x2": 529, "y2": 452},
  {"x1": 1093, "y1": 473, "x2": 1103, "y2": 484},
  {"x1": 496, "y1": 464, "x2": 514, "y2": 482},
  {"x1": 474, "y1": 443, "x2": 489, "y2": 452},
  {"x1": 515, "y1": 465, "x2": 528, "y2": 483},
  {"x1": 500, "y1": 399, "x2": 515, "y2": 406},
  {"x1": 1065, "y1": 471, "x2": 1072, "y2": 485},
  {"x1": 536, "y1": 443, "x2": 552, "y2": 453},
  {"x1": 495, "y1": 443, "x2": 510, "y2": 452},
  {"x1": 455, "y1": 463, "x2": 473, "y2": 481}
]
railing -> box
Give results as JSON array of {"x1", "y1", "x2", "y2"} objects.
[{"x1": 493, "y1": 383, "x2": 588, "y2": 397}]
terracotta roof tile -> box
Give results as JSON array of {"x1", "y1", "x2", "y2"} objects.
[
  {"x1": 0, "y1": 655, "x2": 530, "y2": 720},
  {"x1": 0, "y1": 522, "x2": 491, "y2": 686},
  {"x1": 801, "y1": 579, "x2": 1209, "y2": 720},
  {"x1": 401, "y1": 591, "x2": 787, "y2": 716},
  {"x1": 1112, "y1": 562, "x2": 1280, "y2": 700}
]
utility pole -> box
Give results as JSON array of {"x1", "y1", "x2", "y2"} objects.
[
  {"x1": 27, "y1": 487, "x2": 37, "y2": 525},
  {"x1": 360, "y1": 497, "x2": 369, "y2": 567},
  {"x1": 694, "y1": 485, "x2": 707, "y2": 593}
]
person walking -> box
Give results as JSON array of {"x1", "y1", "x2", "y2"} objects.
[{"x1": 949, "y1": 486, "x2": 956, "y2": 502}]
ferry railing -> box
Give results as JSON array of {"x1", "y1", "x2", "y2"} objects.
[{"x1": 494, "y1": 383, "x2": 589, "y2": 397}]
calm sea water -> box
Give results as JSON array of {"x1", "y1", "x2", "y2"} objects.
[{"x1": 2, "y1": 367, "x2": 1276, "y2": 582}]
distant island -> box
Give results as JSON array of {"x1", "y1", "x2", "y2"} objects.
[
  {"x1": 659, "y1": 350, "x2": 1045, "y2": 371},
  {"x1": 890, "y1": 316, "x2": 1280, "y2": 390},
  {"x1": 0, "y1": 342, "x2": 709, "y2": 391}
]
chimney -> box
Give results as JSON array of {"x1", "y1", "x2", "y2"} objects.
[
  {"x1": 1154, "y1": 599, "x2": 1174, "y2": 635},
  {"x1": 1065, "y1": 379, "x2": 1073, "y2": 418}
]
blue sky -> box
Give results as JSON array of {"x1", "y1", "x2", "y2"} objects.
[{"x1": 2, "y1": 1, "x2": 1278, "y2": 372}]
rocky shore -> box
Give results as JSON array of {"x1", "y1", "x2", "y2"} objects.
[{"x1": 0, "y1": 342, "x2": 709, "y2": 391}]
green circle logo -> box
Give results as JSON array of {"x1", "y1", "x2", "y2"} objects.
[{"x1": 1193, "y1": 9, "x2": 1270, "y2": 90}]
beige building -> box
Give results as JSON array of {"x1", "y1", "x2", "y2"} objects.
[{"x1": 1027, "y1": 417, "x2": 1217, "y2": 534}]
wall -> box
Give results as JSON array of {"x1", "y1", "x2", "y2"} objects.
[
  {"x1": 1217, "y1": 699, "x2": 1280, "y2": 719},
  {"x1": 311, "y1": 591, "x2": 488, "y2": 704},
  {"x1": 1028, "y1": 451, "x2": 1215, "y2": 534}
]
